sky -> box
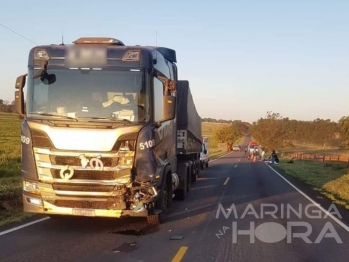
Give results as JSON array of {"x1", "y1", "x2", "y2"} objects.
[{"x1": 1, "y1": 0, "x2": 349, "y2": 123}]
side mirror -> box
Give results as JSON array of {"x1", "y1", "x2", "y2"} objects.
[
  {"x1": 15, "y1": 74, "x2": 27, "y2": 89},
  {"x1": 15, "y1": 74, "x2": 27, "y2": 117},
  {"x1": 162, "y1": 95, "x2": 176, "y2": 121}
]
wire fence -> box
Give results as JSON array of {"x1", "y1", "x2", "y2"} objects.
[{"x1": 281, "y1": 152, "x2": 349, "y2": 165}]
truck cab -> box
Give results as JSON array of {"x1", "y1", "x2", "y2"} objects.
[{"x1": 14, "y1": 37, "x2": 201, "y2": 225}]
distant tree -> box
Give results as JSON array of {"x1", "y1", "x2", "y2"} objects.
[
  {"x1": 251, "y1": 111, "x2": 287, "y2": 150},
  {"x1": 251, "y1": 111, "x2": 340, "y2": 150},
  {"x1": 214, "y1": 124, "x2": 242, "y2": 144},
  {"x1": 338, "y1": 116, "x2": 349, "y2": 147}
]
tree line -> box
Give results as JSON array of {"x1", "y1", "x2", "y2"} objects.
[
  {"x1": 202, "y1": 117, "x2": 250, "y2": 125},
  {"x1": 0, "y1": 100, "x2": 15, "y2": 113},
  {"x1": 213, "y1": 120, "x2": 250, "y2": 144},
  {"x1": 250, "y1": 111, "x2": 345, "y2": 150}
]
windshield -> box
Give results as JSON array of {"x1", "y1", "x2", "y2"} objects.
[{"x1": 26, "y1": 68, "x2": 150, "y2": 123}]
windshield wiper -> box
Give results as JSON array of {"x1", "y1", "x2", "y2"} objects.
[
  {"x1": 79, "y1": 117, "x2": 132, "y2": 123},
  {"x1": 29, "y1": 113, "x2": 78, "y2": 121}
]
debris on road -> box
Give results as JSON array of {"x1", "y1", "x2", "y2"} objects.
[
  {"x1": 170, "y1": 235, "x2": 184, "y2": 240},
  {"x1": 113, "y1": 242, "x2": 138, "y2": 253}
]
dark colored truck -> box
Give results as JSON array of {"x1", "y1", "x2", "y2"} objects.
[{"x1": 14, "y1": 37, "x2": 202, "y2": 225}]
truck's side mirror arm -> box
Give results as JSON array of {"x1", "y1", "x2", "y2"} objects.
[{"x1": 15, "y1": 73, "x2": 27, "y2": 118}]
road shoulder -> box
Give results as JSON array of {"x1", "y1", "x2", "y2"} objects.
[{"x1": 266, "y1": 162, "x2": 349, "y2": 228}]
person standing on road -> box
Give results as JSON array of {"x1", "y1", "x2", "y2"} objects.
[
  {"x1": 261, "y1": 148, "x2": 265, "y2": 161},
  {"x1": 271, "y1": 150, "x2": 278, "y2": 164}
]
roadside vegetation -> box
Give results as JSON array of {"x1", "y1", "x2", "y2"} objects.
[
  {"x1": 0, "y1": 113, "x2": 32, "y2": 227},
  {"x1": 202, "y1": 120, "x2": 249, "y2": 159},
  {"x1": 251, "y1": 111, "x2": 349, "y2": 210},
  {"x1": 277, "y1": 159, "x2": 349, "y2": 209}
]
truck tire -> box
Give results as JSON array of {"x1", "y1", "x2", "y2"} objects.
[
  {"x1": 147, "y1": 170, "x2": 172, "y2": 225},
  {"x1": 186, "y1": 169, "x2": 191, "y2": 192},
  {"x1": 196, "y1": 161, "x2": 200, "y2": 178},
  {"x1": 176, "y1": 176, "x2": 187, "y2": 200},
  {"x1": 147, "y1": 214, "x2": 160, "y2": 225},
  {"x1": 191, "y1": 163, "x2": 197, "y2": 182}
]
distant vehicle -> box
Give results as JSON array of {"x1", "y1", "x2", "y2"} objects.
[
  {"x1": 232, "y1": 145, "x2": 241, "y2": 151},
  {"x1": 200, "y1": 137, "x2": 209, "y2": 169},
  {"x1": 247, "y1": 141, "x2": 259, "y2": 154}
]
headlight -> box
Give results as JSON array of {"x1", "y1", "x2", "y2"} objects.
[
  {"x1": 23, "y1": 180, "x2": 40, "y2": 195},
  {"x1": 118, "y1": 151, "x2": 135, "y2": 168}
]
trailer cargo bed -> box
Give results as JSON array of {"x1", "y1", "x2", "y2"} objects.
[{"x1": 176, "y1": 80, "x2": 202, "y2": 154}]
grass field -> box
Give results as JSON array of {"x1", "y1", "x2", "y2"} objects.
[
  {"x1": 278, "y1": 157, "x2": 349, "y2": 210},
  {"x1": 0, "y1": 113, "x2": 32, "y2": 226},
  {"x1": 201, "y1": 122, "x2": 230, "y2": 138},
  {"x1": 282, "y1": 143, "x2": 349, "y2": 157}
]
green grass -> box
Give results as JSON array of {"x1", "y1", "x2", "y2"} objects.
[
  {"x1": 0, "y1": 113, "x2": 31, "y2": 226},
  {"x1": 282, "y1": 143, "x2": 349, "y2": 157},
  {"x1": 201, "y1": 122, "x2": 230, "y2": 137},
  {"x1": 277, "y1": 158, "x2": 349, "y2": 209}
]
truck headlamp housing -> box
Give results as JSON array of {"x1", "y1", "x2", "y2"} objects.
[{"x1": 23, "y1": 180, "x2": 40, "y2": 195}]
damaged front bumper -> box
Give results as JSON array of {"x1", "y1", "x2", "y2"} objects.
[{"x1": 22, "y1": 183, "x2": 159, "y2": 218}]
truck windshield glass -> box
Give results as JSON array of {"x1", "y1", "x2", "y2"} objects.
[{"x1": 26, "y1": 68, "x2": 149, "y2": 123}]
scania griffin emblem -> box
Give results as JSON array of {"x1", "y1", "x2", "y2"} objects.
[{"x1": 79, "y1": 154, "x2": 104, "y2": 170}]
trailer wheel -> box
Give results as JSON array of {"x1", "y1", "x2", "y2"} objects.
[
  {"x1": 186, "y1": 170, "x2": 190, "y2": 192},
  {"x1": 191, "y1": 164, "x2": 197, "y2": 182},
  {"x1": 176, "y1": 177, "x2": 187, "y2": 201},
  {"x1": 196, "y1": 162, "x2": 200, "y2": 178}
]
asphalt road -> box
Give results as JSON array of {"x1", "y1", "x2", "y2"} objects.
[{"x1": 1, "y1": 142, "x2": 349, "y2": 261}]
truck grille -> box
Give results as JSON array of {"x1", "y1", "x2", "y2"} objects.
[
  {"x1": 51, "y1": 169, "x2": 115, "y2": 180},
  {"x1": 52, "y1": 184, "x2": 115, "y2": 192},
  {"x1": 54, "y1": 200, "x2": 113, "y2": 209},
  {"x1": 47, "y1": 199, "x2": 126, "y2": 210},
  {"x1": 50, "y1": 155, "x2": 119, "y2": 167}
]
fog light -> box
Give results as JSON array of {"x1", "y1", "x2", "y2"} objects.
[{"x1": 26, "y1": 197, "x2": 42, "y2": 206}]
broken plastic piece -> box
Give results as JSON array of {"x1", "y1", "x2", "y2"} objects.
[{"x1": 170, "y1": 235, "x2": 184, "y2": 240}]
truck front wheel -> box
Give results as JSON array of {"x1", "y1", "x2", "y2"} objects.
[{"x1": 147, "y1": 172, "x2": 172, "y2": 225}]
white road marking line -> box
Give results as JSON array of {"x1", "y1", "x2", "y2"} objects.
[
  {"x1": 223, "y1": 177, "x2": 230, "y2": 185},
  {"x1": 234, "y1": 165, "x2": 237, "y2": 168},
  {"x1": 0, "y1": 217, "x2": 50, "y2": 236},
  {"x1": 266, "y1": 163, "x2": 349, "y2": 233}
]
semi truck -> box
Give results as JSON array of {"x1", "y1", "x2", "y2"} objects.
[{"x1": 14, "y1": 37, "x2": 202, "y2": 225}]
